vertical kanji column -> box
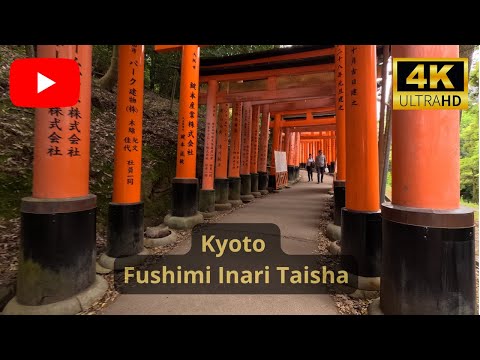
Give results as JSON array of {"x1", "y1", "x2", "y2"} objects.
[
  {"x1": 268, "y1": 114, "x2": 281, "y2": 190},
  {"x1": 240, "y1": 102, "x2": 254, "y2": 202},
  {"x1": 101, "y1": 45, "x2": 147, "y2": 269},
  {"x1": 5, "y1": 45, "x2": 107, "y2": 315},
  {"x1": 341, "y1": 45, "x2": 382, "y2": 294},
  {"x1": 250, "y1": 105, "x2": 261, "y2": 197},
  {"x1": 164, "y1": 45, "x2": 204, "y2": 229},
  {"x1": 377, "y1": 45, "x2": 475, "y2": 315},
  {"x1": 214, "y1": 103, "x2": 232, "y2": 211},
  {"x1": 334, "y1": 46, "x2": 347, "y2": 226},
  {"x1": 257, "y1": 105, "x2": 270, "y2": 195},
  {"x1": 228, "y1": 102, "x2": 243, "y2": 206},
  {"x1": 199, "y1": 80, "x2": 218, "y2": 217}
]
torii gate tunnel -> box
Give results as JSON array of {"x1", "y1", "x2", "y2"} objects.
[{"x1": 4, "y1": 45, "x2": 475, "y2": 315}]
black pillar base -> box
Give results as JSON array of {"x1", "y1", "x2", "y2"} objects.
[
  {"x1": 287, "y1": 165, "x2": 295, "y2": 182},
  {"x1": 258, "y1": 171, "x2": 269, "y2": 194},
  {"x1": 214, "y1": 178, "x2": 229, "y2": 204},
  {"x1": 240, "y1": 174, "x2": 254, "y2": 202},
  {"x1": 341, "y1": 208, "x2": 382, "y2": 283},
  {"x1": 228, "y1": 177, "x2": 242, "y2": 205},
  {"x1": 251, "y1": 173, "x2": 259, "y2": 193},
  {"x1": 107, "y1": 202, "x2": 144, "y2": 258},
  {"x1": 295, "y1": 166, "x2": 300, "y2": 180},
  {"x1": 268, "y1": 174, "x2": 276, "y2": 190},
  {"x1": 16, "y1": 195, "x2": 97, "y2": 306},
  {"x1": 333, "y1": 180, "x2": 346, "y2": 226},
  {"x1": 380, "y1": 203, "x2": 475, "y2": 315},
  {"x1": 199, "y1": 189, "x2": 216, "y2": 213},
  {"x1": 240, "y1": 174, "x2": 252, "y2": 195},
  {"x1": 171, "y1": 178, "x2": 198, "y2": 217}
]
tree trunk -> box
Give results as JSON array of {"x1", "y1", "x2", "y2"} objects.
[
  {"x1": 150, "y1": 53, "x2": 156, "y2": 91},
  {"x1": 378, "y1": 45, "x2": 390, "y2": 194},
  {"x1": 25, "y1": 45, "x2": 35, "y2": 58},
  {"x1": 460, "y1": 45, "x2": 476, "y2": 76},
  {"x1": 97, "y1": 45, "x2": 119, "y2": 91}
]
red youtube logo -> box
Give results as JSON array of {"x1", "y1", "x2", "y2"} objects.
[{"x1": 9, "y1": 58, "x2": 80, "y2": 108}]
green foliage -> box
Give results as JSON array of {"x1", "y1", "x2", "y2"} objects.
[
  {"x1": 459, "y1": 52, "x2": 479, "y2": 203},
  {"x1": 201, "y1": 45, "x2": 278, "y2": 57},
  {"x1": 460, "y1": 103, "x2": 479, "y2": 202},
  {"x1": 92, "y1": 45, "x2": 114, "y2": 78},
  {"x1": 469, "y1": 60, "x2": 478, "y2": 101},
  {"x1": 145, "y1": 45, "x2": 279, "y2": 99}
]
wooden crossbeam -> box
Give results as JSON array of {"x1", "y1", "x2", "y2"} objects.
[
  {"x1": 271, "y1": 106, "x2": 335, "y2": 116},
  {"x1": 269, "y1": 117, "x2": 336, "y2": 128},
  {"x1": 202, "y1": 47, "x2": 335, "y2": 69},
  {"x1": 199, "y1": 85, "x2": 334, "y2": 105},
  {"x1": 200, "y1": 63, "x2": 334, "y2": 83},
  {"x1": 300, "y1": 136, "x2": 336, "y2": 140},
  {"x1": 287, "y1": 125, "x2": 337, "y2": 132},
  {"x1": 254, "y1": 97, "x2": 335, "y2": 109}
]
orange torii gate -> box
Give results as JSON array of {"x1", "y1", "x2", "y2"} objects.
[
  {"x1": 157, "y1": 45, "x2": 205, "y2": 230},
  {"x1": 5, "y1": 45, "x2": 109, "y2": 315},
  {"x1": 268, "y1": 110, "x2": 337, "y2": 183},
  {"x1": 197, "y1": 46, "x2": 338, "y2": 200},
  {"x1": 99, "y1": 45, "x2": 148, "y2": 270}
]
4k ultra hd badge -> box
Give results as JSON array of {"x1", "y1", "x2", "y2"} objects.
[{"x1": 393, "y1": 58, "x2": 468, "y2": 110}]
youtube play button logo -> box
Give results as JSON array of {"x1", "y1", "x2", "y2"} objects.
[
  {"x1": 9, "y1": 58, "x2": 80, "y2": 108},
  {"x1": 37, "y1": 72, "x2": 56, "y2": 93}
]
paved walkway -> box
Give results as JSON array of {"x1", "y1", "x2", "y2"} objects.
[{"x1": 103, "y1": 171, "x2": 338, "y2": 315}]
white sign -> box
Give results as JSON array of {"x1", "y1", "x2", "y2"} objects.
[{"x1": 274, "y1": 151, "x2": 287, "y2": 173}]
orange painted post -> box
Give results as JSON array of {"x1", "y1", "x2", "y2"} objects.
[
  {"x1": 103, "y1": 45, "x2": 146, "y2": 266},
  {"x1": 112, "y1": 50, "x2": 144, "y2": 202},
  {"x1": 300, "y1": 142, "x2": 304, "y2": 168},
  {"x1": 327, "y1": 135, "x2": 332, "y2": 171},
  {"x1": 336, "y1": 45, "x2": 347, "y2": 183},
  {"x1": 250, "y1": 105, "x2": 261, "y2": 197},
  {"x1": 165, "y1": 45, "x2": 204, "y2": 229},
  {"x1": 8, "y1": 45, "x2": 106, "y2": 313},
  {"x1": 380, "y1": 45, "x2": 475, "y2": 315},
  {"x1": 287, "y1": 130, "x2": 295, "y2": 184},
  {"x1": 269, "y1": 114, "x2": 281, "y2": 189},
  {"x1": 32, "y1": 48, "x2": 91, "y2": 199},
  {"x1": 214, "y1": 103, "x2": 232, "y2": 211},
  {"x1": 341, "y1": 45, "x2": 382, "y2": 290},
  {"x1": 257, "y1": 105, "x2": 270, "y2": 194},
  {"x1": 240, "y1": 102, "x2": 254, "y2": 202},
  {"x1": 199, "y1": 79, "x2": 218, "y2": 215},
  {"x1": 332, "y1": 133, "x2": 336, "y2": 170},
  {"x1": 228, "y1": 102, "x2": 243, "y2": 206},
  {"x1": 284, "y1": 128, "x2": 291, "y2": 162},
  {"x1": 295, "y1": 131, "x2": 301, "y2": 179}
]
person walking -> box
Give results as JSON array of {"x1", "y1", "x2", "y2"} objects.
[
  {"x1": 306, "y1": 153, "x2": 315, "y2": 182},
  {"x1": 315, "y1": 150, "x2": 326, "y2": 183}
]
